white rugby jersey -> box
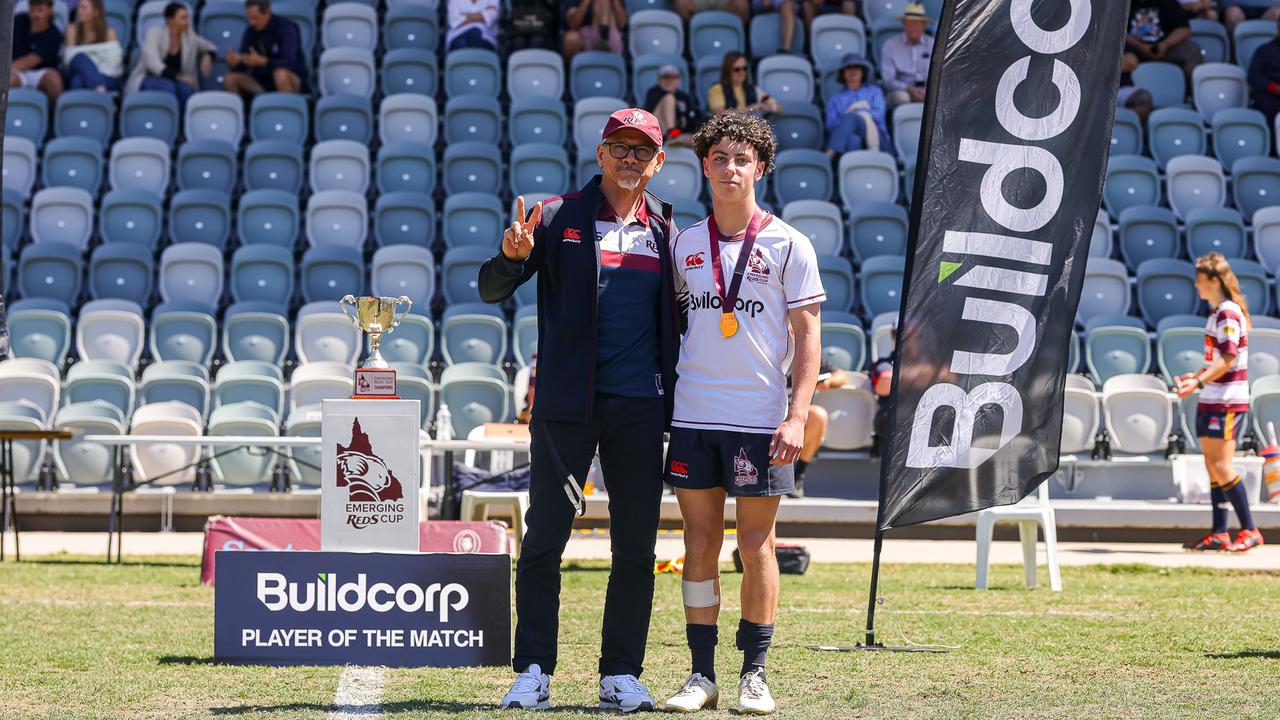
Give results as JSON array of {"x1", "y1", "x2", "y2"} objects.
[
  {"x1": 1199, "y1": 299, "x2": 1249, "y2": 412},
  {"x1": 670, "y1": 213, "x2": 826, "y2": 432}
]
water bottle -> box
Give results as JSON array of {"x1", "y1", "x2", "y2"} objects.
[{"x1": 435, "y1": 403, "x2": 453, "y2": 441}]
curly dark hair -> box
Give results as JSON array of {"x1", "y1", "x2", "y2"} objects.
[{"x1": 692, "y1": 111, "x2": 777, "y2": 176}]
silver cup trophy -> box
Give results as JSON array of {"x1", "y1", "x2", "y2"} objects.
[{"x1": 339, "y1": 294, "x2": 413, "y2": 397}]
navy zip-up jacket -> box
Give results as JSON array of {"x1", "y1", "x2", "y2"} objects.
[{"x1": 477, "y1": 176, "x2": 680, "y2": 426}]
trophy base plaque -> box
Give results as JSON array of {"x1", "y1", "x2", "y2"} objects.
[{"x1": 353, "y1": 367, "x2": 398, "y2": 399}]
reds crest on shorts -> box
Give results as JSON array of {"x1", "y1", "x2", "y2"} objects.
[{"x1": 733, "y1": 448, "x2": 758, "y2": 487}]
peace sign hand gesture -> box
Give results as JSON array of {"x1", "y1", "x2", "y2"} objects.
[{"x1": 502, "y1": 196, "x2": 543, "y2": 262}]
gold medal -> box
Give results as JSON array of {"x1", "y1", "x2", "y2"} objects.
[{"x1": 720, "y1": 312, "x2": 738, "y2": 338}]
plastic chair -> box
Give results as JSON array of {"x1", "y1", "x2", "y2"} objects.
[
  {"x1": 1231, "y1": 258, "x2": 1270, "y2": 316},
  {"x1": 378, "y1": 93, "x2": 437, "y2": 146},
  {"x1": 859, "y1": 255, "x2": 905, "y2": 318},
  {"x1": 0, "y1": 358, "x2": 60, "y2": 424},
  {"x1": 507, "y1": 49, "x2": 564, "y2": 100},
  {"x1": 1103, "y1": 155, "x2": 1161, "y2": 218},
  {"x1": 199, "y1": 0, "x2": 247, "y2": 54},
  {"x1": 839, "y1": 150, "x2": 897, "y2": 206},
  {"x1": 1085, "y1": 315, "x2": 1150, "y2": 386},
  {"x1": 7, "y1": 298, "x2": 72, "y2": 366},
  {"x1": 510, "y1": 143, "x2": 571, "y2": 197},
  {"x1": 442, "y1": 192, "x2": 505, "y2": 250},
  {"x1": 569, "y1": 52, "x2": 627, "y2": 100},
  {"x1": 1077, "y1": 257, "x2": 1132, "y2": 326},
  {"x1": 773, "y1": 103, "x2": 824, "y2": 152},
  {"x1": 439, "y1": 363, "x2": 511, "y2": 439},
  {"x1": 176, "y1": 139, "x2": 236, "y2": 193},
  {"x1": 5, "y1": 88, "x2": 48, "y2": 146},
  {"x1": 441, "y1": 246, "x2": 492, "y2": 305},
  {"x1": 76, "y1": 299, "x2": 146, "y2": 367},
  {"x1": 1060, "y1": 376, "x2": 1100, "y2": 454},
  {"x1": 1090, "y1": 208, "x2": 1112, "y2": 259},
  {"x1": 380, "y1": 314, "x2": 435, "y2": 366},
  {"x1": 1118, "y1": 205, "x2": 1180, "y2": 272},
  {"x1": 17, "y1": 241, "x2": 82, "y2": 304},
  {"x1": 975, "y1": 482, "x2": 1061, "y2": 592},
  {"x1": 848, "y1": 202, "x2": 909, "y2": 261},
  {"x1": 88, "y1": 243, "x2": 154, "y2": 304},
  {"x1": 1252, "y1": 206, "x2": 1280, "y2": 274},
  {"x1": 758, "y1": 56, "x2": 814, "y2": 104},
  {"x1": 1102, "y1": 374, "x2": 1177, "y2": 455},
  {"x1": 207, "y1": 401, "x2": 280, "y2": 488},
  {"x1": 370, "y1": 243, "x2": 436, "y2": 307},
  {"x1": 274, "y1": 0, "x2": 316, "y2": 55},
  {"x1": 183, "y1": 91, "x2": 243, "y2": 145},
  {"x1": 512, "y1": 304, "x2": 538, "y2": 368},
  {"x1": 651, "y1": 146, "x2": 702, "y2": 201},
  {"x1": 158, "y1": 242, "x2": 223, "y2": 308},
  {"x1": 817, "y1": 254, "x2": 855, "y2": 313},
  {"x1": 750, "y1": 11, "x2": 805, "y2": 58},
  {"x1": 1165, "y1": 155, "x2": 1226, "y2": 220},
  {"x1": 441, "y1": 303, "x2": 507, "y2": 366},
  {"x1": 168, "y1": 189, "x2": 233, "y2": 248},
  {"x1": 383, "y1": 3, "x2": 438, "y2": 52},
  {"x1": 1192, "y1": 63, "x2": 1247, "y2": 123},
  {"x1": 2, "y1": 136, "x2": 37, "y2": 196},
  {"x1": 53, "y1": 401, "x2": 126, "y2": 487},
  {"x1": 1236, "y1": 18, "x2": 1275, "y2": 69},
  {"x1": 782, "y1": 200, "x2": 843, "y2": 257},
  {"x1": 229, "y1": 244, "x2": 294, "y2": 305},
  {"x1": 128, "y1": 400, "x2": 203, "y2": 486},
  {"x1": 149, "y1": 301, "x2": 217, "y2": 364},
  {"x1": 243, "y1": 140, "x2": 304, "y2": 193},
  {"x1": 222, "y1": 301, "x2": 290, "y2": 364},
  {"x1": 1110, "y1": 107, "x2": 1144, "y2": 157},
  {"x1": 313, "y1": 94, "x2": 373, "y2": 143},
  {"x1": 1211, "y1": 107, "x2": 1269, "y2": 168},
  {"x1": 30, "y1": 187, "x2": 94, "y2": 249},
  {"x1": 318, "y1": 48, "x2": 376, "y2": 98},
  {"x1": 820, "y1": 311, "x2": 866, "y2": 371},
  {"x1": 1190, "y1": 18, "x2": 1229, "y2": 63},
  {"x1": 381, "y1": 48, "x2": 438, "y2": 97},
  {"x1": 376, "y1": 141, "x2": 436, "y2": 196},
  {"x1": 295, "y1": 302, "x2": 361, "y2": 365},
  {"x1": 108, "y1": 137, "x2": 170, "y2": 195},
  {"x1": 509, "y1": 97, "x2": 569, "y2": 148},
  {"x1": 1230, "y1": 156, "x2": 1280, "y2": 219},
  {"x1": 1136, "y1": 258, "x2": 1198, "y2": 327},
  {"x1": 811, "y1": 373, "x2": 875, "y2": 450},
  {"x1": 442, "y1": 141, "x2": 503, "y2": 195},
  {"x1": 120, "y1": 91, "x2": 180, "y2": 144},
  {"x1": 139, "y1": 360, "x2": 211, "y2": 418},
  {"x1": 1147, "y1": 107, "x2": 1206, "y2": 169},
  {"x1": 236, "y1": 188, "x2": 298, "y2": 248},
  {"x1": 892, "y1": 102, "x2": 924, "y2": 162},
  {"x1": 305, "y1": 190, "x2": 368, "y2": 250},
  {"x1": 1184, "y1": 206, "x2": 1246, "y2": 260},
  {"x1": 629, "y1": 9, "x2": 684, "y2": 58},
  {"x1": 54, "y1": 90, "x2": 114, "y2": 145},
  {"x1": 443, "y1": 95, "x2": 503, "y2": 145},
  {"x1": 300, "y1": 246, "x2": 365, "y2": 303},
  {"x1": 322, "y1": 2, "x2": 377, "y2": 51},
  {"x1": 309, "y1": 139, "x2": 370, "y2": 194},
  {"x1": 689, "y1": 10, "x2": 744, "y2": 58},
  {"x1": 1132, "y1": 62, "x2": 1187, "y2": 108},
  {"x1": 672, "y1": 198, "x2": 706, "y2": 230},
  {"x1": 40, "y1": 136, "x2": 102, "y2": 195},
  {"x1": 373, "y1": 191, "x2": 435, "y2": 249},
  {"x1": 443, "y1": 48, "x2": 501, "y2": 98},
  {"x1": 249, "y1": 92, "x2": 308, "y2": 144},
  {"x1": 289, "y1": 362, "x2": 356, "y2": 413},
  {"x1": 214, "y1": 361, "x2": 286, "y2": 417}
]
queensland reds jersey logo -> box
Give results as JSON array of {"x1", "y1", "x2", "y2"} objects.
[
  {"x1": 733, "y1": 448, "x2": 758, "y2": 487},
  {"x1": 336, "y1": 418, "x2": 405, "y2": 529},
  {"x1": 746, "y1": 248, "x2": 770, "y2": 284},
  {"x1": 685, "y1": 251, "x2": 705, "y2": 269},
  {"x1": 624, "y1": 110, "x2": 646, "y2": 125}
]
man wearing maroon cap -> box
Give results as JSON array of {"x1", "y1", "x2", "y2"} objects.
[{"x1": 479, "y1": 108, "x2": 679, "y2": 713}]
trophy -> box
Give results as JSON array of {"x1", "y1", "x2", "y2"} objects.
[{"x1": 339, "y1": 295, "x2": 413, "y2": 398}]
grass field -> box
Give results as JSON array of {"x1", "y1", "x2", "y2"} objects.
[{"x1": 1, "y1": 555, "x2": 1279, "y2": 720}]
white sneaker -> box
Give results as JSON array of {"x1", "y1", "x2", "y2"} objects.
[
  {"x1": 501, "y1": 664, "x2": 550, "y2": 710},
  {"x1": 663, "y1": 673, "x2": 718, "y2": 713},
  {"x1": 737, "y1": 669, "x2": 775, "y2": 715},
  {"x1": 599, "y1": 673, "x2": 656, "y2": 713}
]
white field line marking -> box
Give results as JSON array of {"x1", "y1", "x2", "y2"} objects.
[{"x1": 327, "y1": 665, "x2": 385, "y2": 719}]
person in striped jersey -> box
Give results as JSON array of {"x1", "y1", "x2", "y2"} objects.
[{"x1": 1176, "y1": 252, "x2": 1264, "y2": 553}]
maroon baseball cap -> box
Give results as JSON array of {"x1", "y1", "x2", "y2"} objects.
[{"x1": 601, "y1": 108, "x2": 664, "y2": 147}]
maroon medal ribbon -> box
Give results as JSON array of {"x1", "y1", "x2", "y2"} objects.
[{"x1": 708, "y1": 209, "x2": 768, "y2": 338}]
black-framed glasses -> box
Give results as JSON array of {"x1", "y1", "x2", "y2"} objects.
[
  {"x1": 603, "y1": 142, "x2": 657, "y2": 162},
  {"x1": 732, "y1": 65, "x2": 748, "y2": 73}
]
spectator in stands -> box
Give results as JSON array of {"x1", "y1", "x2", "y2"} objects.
[
  {"x1": 62, "y1": 0, "x2": 122, "y2": 92},
  {"x1": 871, "y1": 329, "x2": 895, "y2": 454},
  {"x1": 1180, "y1": 0, "x2": 1217, "y2": 20},
  {"x1": 508, "y1": 0, "x2": 558, "y2": 52},
  {"x1": 517, "y1": 354, "x2": 537, "y2": 424},
  {"x1": 125, "y1": 3, "x2": 214, "y2": 109},
  {"x1": 446, "y1": 0, "x2": 499, "y2": 51},
  {"x1": 644, "y1": 64, "x2": 700, "y2": 144},
  {"x1": 752, "y1": 0, "x2": 800, "y2": 54},
  {"x1": 1224, "y1": 2, "x2": 1280, "y2": 34},
  {"x1": 675, "y1": 0, "x2": 750, "y2": 24},
  {"x1": 800, "y1": 0, "x2": 860, "y2": 33},
  {"x1": 563, "y1": 0, "x2": 627, "y2": 60},
  {"x1": 10, "y1": 0, "x2": 65, "y2": 102},
  {"x1": 707, "y1": 52, "x2": 782, "y2": 117},
  {"x1": 824, "y1": 53, "x2": 892, "y2": 158},
  {"x1": 223, "y1": 0, "x2": 305, "y2": 99},
  {"x1": 1124, "y1": 0, "x2": 1202, "y2": 96},
  {"x1": 790, "y1": 361, "x2": 848, "y2": 498},
  {"x1": 880, "y1": 3, "x2": 933, "y2": 110},
  {"x1": 1247, "y1": 18, "x2": 1280, "y2": 122}
]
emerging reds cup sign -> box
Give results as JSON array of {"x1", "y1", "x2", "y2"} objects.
[{"x1": 321, "y1": 399, "x2": 420, "y2": 551}]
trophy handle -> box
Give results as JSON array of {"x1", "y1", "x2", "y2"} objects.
[
  {"x1": 338, "y1": 294, "x2": 360, "y2": 328},
  {"x1": 390, "y1": 295, "x2": 413, "y2": 329}
]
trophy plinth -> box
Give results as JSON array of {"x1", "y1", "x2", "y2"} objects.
[{"x1": 339, "y1": 294, "x2": 413, "y2": 399}]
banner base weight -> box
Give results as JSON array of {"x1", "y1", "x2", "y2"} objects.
[{"x1": 806, "y1": 643, "x2": 948, "y2": 654}]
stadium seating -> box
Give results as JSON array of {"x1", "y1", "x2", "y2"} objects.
[
  {"x1": 1147, "y1": 108, "x2": 1206, "y2": 169},
  {"x1": 1184, "y1": 206, "x2": 1247, "y2": 260},
  {"x1": 1102, "y1": 374, "x2": 1175, "y2": 455},
  {"x1": 1211, "y1": 108, "x2": 1270, "y2": 168},
  {"x1": 3, "y1": 136, "x2": 37, "y2": 196},
  {"x1": 314, "y1": 95, "x2": 374, "y2": 143},
  {"x1": 1164, "y1": 155, "x2": 1226, "y2": 220},
  {"x1": 150, "y1": 301, "x2": 218, "y2": 365},
  {"x1": 1118, "y1": 205, "x2": 1180, "y2": 271},
  {"x1": 1190, "y1": 18, "x2": 1228, "y2": 64},
  {"x1": 109, "y1": 137, "x2": 171, "y2": 196},
  {"x1": 120, "y1": 91, "x2": 180, "y2": 144},
  {"x1": 7, "y1": 298, "x2": 72, "y2": 365}
]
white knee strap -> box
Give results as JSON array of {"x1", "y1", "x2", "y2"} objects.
[{"x1": 682, "y1": 578, "x2": 720, "y2": 608}]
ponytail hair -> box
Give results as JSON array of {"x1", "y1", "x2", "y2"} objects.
[{"x1": 1196, "y1": 251, "x2": 1251, "y2": 330}]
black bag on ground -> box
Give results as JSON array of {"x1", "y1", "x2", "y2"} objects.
[{"x1": 732, "y1": 544, "x2": 810, "y2": 575}]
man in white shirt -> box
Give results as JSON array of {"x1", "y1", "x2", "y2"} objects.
[
  {"x1": 879, "y1": 2, "x2": 934, "y2": 109},
  {"x1": 446, "y1": 0, "x2": 499, "y2": 51},
  {"x1": 661, "y1": 111, "x2": 824, "y2": 716}
]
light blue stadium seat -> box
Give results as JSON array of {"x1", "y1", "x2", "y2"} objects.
[
  {"x1": 6, "y1": 88, "x2": 48, "y2": 146},
  {"x1": 214, "y1": 360, "x2": 286, "y2": 417},
  {"x1": 1118, "y1": 205, "x2": 1180, "y2": 272},
  {"x1": 864, "y1": 0, "x2": 908, "y2": 26},
  {"x1": 1166, "y1": 155, "x2": 1226, "y2": 220},
  {"x1": 18, "y1": 241, "x2": 82, "y2": 304},
  {"x1": 672, "y1": 198, "x2": 706, "y2": 230},
  {"x1": 631, "y1": 54, "x2": 688, "y2": 103},
  {"x1": 1253, "y1": 206, "x2": 1280, "y2": 275},
  {"x1": 773, "y1": 103, "x2": 823, "y2": 152},
  {"x1": 285, "y1": 404, "x2": 323, "y2": 488},
  {"x1": 392, "y1": 365, "x2": 436, "y2": 429},
  {"x1": 222, "y1": 301, "x2": 290, "y2": 364},
  {"x1": 820, "y1": 311, "x2": 866, "y2": 371},
  {"x1": 444, "y1": 48, "x2": 501, "y2": 97},
  {"x1": 381, "y1": 48, "x2": 438, "y2": 96},
  {"x1": 376, "y1": 141, "x2": 436, "y2": 196},
  {"x1": 30, "y1": 187, "x2": 94, "y2": 249},
  {"x1": 750, "y1": 11, "x2": 805, "y2": 58},
  {"x1": 55, "y1": 90, "x2": 114, "y2": 146},
  {"x1": 54, "y1": 401, "x2": 125, "y2": 485},
  {"x1": 0, "y1": 399, "x2": 48, "y2": 481},
  {"x1": 782, "y1": 200, "x2": 843, "y2": 256},
  {"x1": 1156, "y1": 314, "x2": 1205, "y2": 385},
  {"x1": 379, "y1": 314, "x2": 434, "y2": 366},
  {"x1": 1251, "y1": 376, "x2": 1280, "y2": 448},
  {"x1": 689, "y1": 10, "x2": 744, "y2": 58},
  {"x1": 441, "y1": 246, "x2": 492, "y2": 305},
  {"x1": 89, "y1": 243, "x2": 153, "y2": 304},
  {"x1": 507, "y1": 49, "x2": 565, "y2": 100},
  {"x1": 322, "y1": 2, "x2": 377, "y2": 51},
  {"x1": 41, "y1": 136, "x2": 103, "y2": 193},
  {"x1": 305, "y1": 189, "x2": 368, "y2": 249},
  {"x1": 442, "y1": 141, "x2": 503, "y2": 195},
  {"x1": 1212, "y1": 107, "x2": 1270, "y2": 168},
  {"x1": 1132, "y1": 62, "x2": 1186, "y2": 108},
  {"x1": 150, "y1": 301, "x2": 218, "y2": 364},
  {"x1": 1103, "y1": 154, "x2": 1161, "y2": 217},
  {"x1": 184, "y1": 91, "x2": 243, "y2": 145},
  {"x1": 1230, "y1": 156, "x2": 1280, "y2": 219},
  {"x1": 626, "y1": 0, "x2": 671, "y2": 12},
  {"x1": 441, "y1": 303, "x2": 507, "y2": 366},
  {"x1": 1136, "y1": 258, "x2": 1198, "y2": 326},
  {"x1": 383, "y1": 3, "x2": 438, "y2": 52},
  {"x1": 249, "y1": 92, "x2": 309, "y2": 145},
  {"x1": 513, "y1": 304, "x2": 537, "y2": 367},
  {"x1": 1111, "y1": 107, "x2": 1143, "y2": 157},
  {"x1": 319, "y1": 48, "x2": 376, "y2": 98},
  {"x1": 629, "y1": 9, "x2": 684, "y2": 57},
  {"x1": 692, "y1": 54, "x2": 724, "y2": 108},
  {"x1": 8, "y1": 298, "x2": 72, "y2": 365},
  {"x1": 1234, "y1": 19, "x2": 1274, "y2": 71},
  {"x1": 140, "y1": 360, "x2": 211, "y2": 419},
  {"x1": 243, "y1": 139, "x2": 304, "y2": 193},
  {"x1": 510, "y1": 143, "x2": 571, "y2": 197},
  {"x1": 650, "y1": 146, "x2": 701, "y2": 201},
  {"x1": 168, "y1": 189, "x2": 232, "y2": 248},
  {"x1": 120, "y1": 91, "x2": 180, "y2": 144},
  {"x1": 767, "y1": 149, "x2": 830, "y2": 205},
  {"x1": 295, "y1": 303, "x2": 361, "y2": 365},
  {"x1": 859, "y1": 255, "x2": 905, "y2": 318},
  {"x1": 808, "y1": 14, "x2": 865, "y2": 71},
  {"x1": 176, "y1": 139, "x2": 236, "y2": 193},
  {"x1": 158, "y1": 242, "x2": 223, "y2": 308},
  {"x1": 510, "y1": 97, "x2": 569, "y2": 147},
  {"x1": 2, "y1": 189, "x2": 24, "y2": 249},
  {"x1": 108, "y1": 137, "x2": 169, "y2": 195},
  {"x1": 570, "y1": 52, "x2": 627, "y2": 100},
  {"x1": 309, "y1": 139, "x2": 370, "y2": 194},
  {"x1": 314, "y1": 94, "x2": 373, "y2": 144},
  {"x1": 370, "y1": 242, "x2": 436, "y2": 307},
  {"x1": 230, "y1": 244, "x2": 294, "y2": 304},
  {"x1": 65, "y1": 359, "x2": 136, "y2": 421},
  {"x1": 1077, "y1": 257, "x2": 1131, "y2": 326},
  {"x1": 1085, "y1": 315, "x2": 1150, "y2": 387},
  {"x1": 1184, "y1": 206, "x2": 1246, "y2": 260},
  {"x1": 838, "y1": 150, "x2": 897, "y2": 206},
  {"x1": 1228, "y1": 258, "x2": 1270, "y2": 315},
  {"x1": 199, "y1": 0, "x2": 247, "y2": 54},
  {"x1": 849, "y1": 202, "x2": 909, "y2": 261},
  {"x1": 869, "y1": 19, "x2": 901, "y2": 65},
  {"x1": 275, "y1": 0, "x2": 316, "y2": 54},
  {"x1": 439, "y1": 363, "x2": 511, "y2": 438},
  {"x1": 1190, "y1": 18, "x2": 1229, "y2": 63},
  {"x1": 443, "y1": 192, "x2": 504, "y2": 250},
  {"x1": 3, "y1": 136, "x2": 37, "y2": 196},
  {"x1": 378, "y1": 94, "x2": 436, "y2": 146},
  {"x1": 99, "y1": 189, "x2": 163, "y2": 249},
  {"x1": 758, "y1": 55, "x2": 814, "y2": 104},
  {"x1": 207, "y1": 401, "x2": 279, "y2": 487},
  {"x1": 1147, "y1": 107, "x2": 1206, "y2": 169},
  {"x1": 892, "y1": 102, "x2": 924, "y2": 162},
  {"x1": 301, "y1": 246, "x2": 365, "y2": 302},
  {"x1": 374, "y1": 191, "x2": 435, "y2": 249},
  {"x1": 237, "y1": 188, "x2": 298, "y2": 247},
  {"x1": 444, "y1": 95, "x2": 503, "y2": 145},
  {"x1": 1193, "y1": 63, "x2": 1247, "y2": 123},
  {"x1": 817, "y1": 254, "x2": 855, "y2": 312}
]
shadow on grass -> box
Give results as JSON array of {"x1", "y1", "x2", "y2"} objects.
[
  {"x1": 158, "y1": 656, "x2": 218, "y2": 666},
  {"x1": 21, "y1": 558, "x2": 197, "y2": 569},
  {"x1": 210, "y1": 701, "x2": 617, "y2": 715},
  {"x1": 1205, "y1": 649, "x2": 1280, "y2": 660}
]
